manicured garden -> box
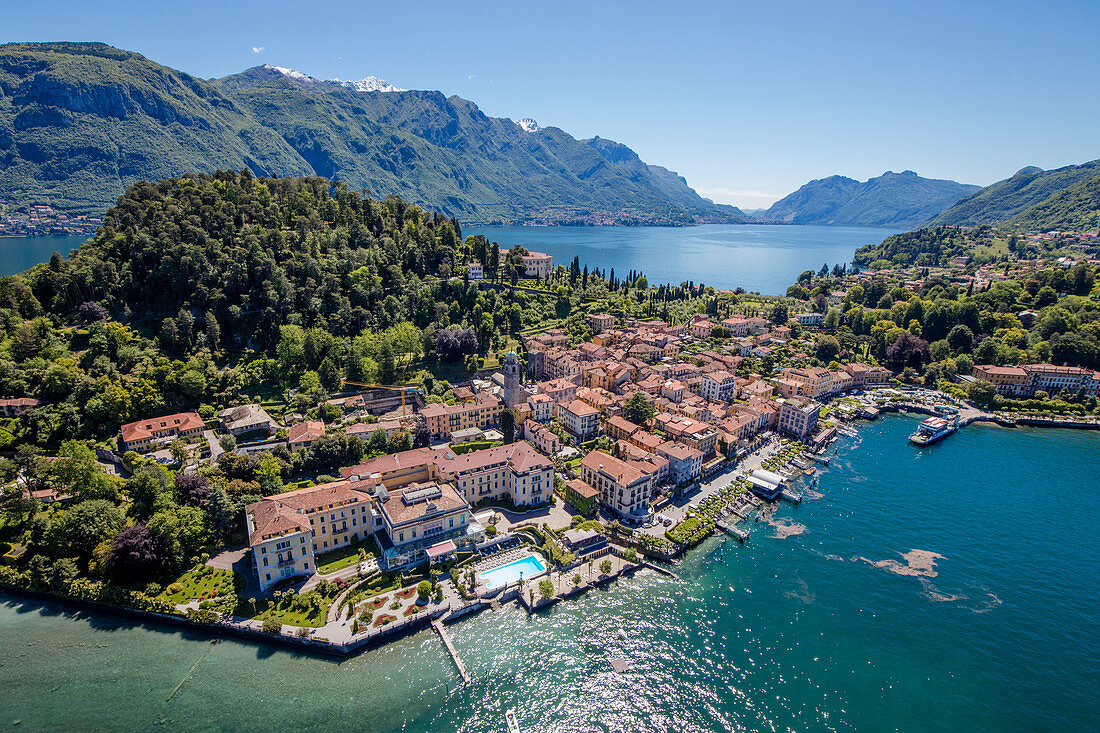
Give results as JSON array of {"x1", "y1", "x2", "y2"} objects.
[
  {"x1": 246, "y1": 582, "x2": 344, "y2": 627},
  {"x1": 314, "y1": 535, "x2": 380, "y2": 575},
  {"x1": 157, "y1": 566, "x2": 241, "y2": 605}
]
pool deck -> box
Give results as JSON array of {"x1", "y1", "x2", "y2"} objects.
[{"x1": 477, "y1": 554, "x2": 549, "y2": 591}]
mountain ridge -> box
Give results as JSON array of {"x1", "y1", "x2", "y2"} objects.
[
  {"x1": 761, "y1": 170, "x2": 980, "y2": 228},
  {"x1": 927, "y1": 160, "x2": 1100, "y2": 229},
  {"x1": 0, "y1": 42, "x2": 742, "y2": 225}
]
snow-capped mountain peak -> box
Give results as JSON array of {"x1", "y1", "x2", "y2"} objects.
[
  {"x1": 263, "y1": 65, "x2": 405, "y2": 93},
  {"x1": 267, "y1": 65, "x2": 314, "y2": 83},
  {"x1": 332, "y1": 76, "x2": 406, "y2": 93},
  {"x1": 516, "y1": 118, "x2": 541, "y2": 133}
]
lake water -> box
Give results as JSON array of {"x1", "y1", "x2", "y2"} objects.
[
  {"x1": 0, "y1": 236, "x2": 88, "y2": 275},
  {"x1": 2, "y1": 416, "x2": 1097, "y2": 732},
  {"x1": 4, "y1": 225, "x2": 900, "y2": 295},
  {"x1": 465, "y1": 224, "x2": 903, "y2": 295}
]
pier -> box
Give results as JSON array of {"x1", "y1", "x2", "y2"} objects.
[
  {"x1": 780, "y1": 489, "x2": 803, "y2": 504},
  {"x1": 640, "y1": 560, "x2": 679, "y2": 579},
  {"x1": 432, "y1": 620, "x2": 472, "y2": 684},
  {"x1": 716, "y1": 517, "x2": 750, "y2": 542}
]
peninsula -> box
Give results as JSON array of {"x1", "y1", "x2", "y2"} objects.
[{"x1": 0, "y1": 172, "x2": 1098, "y2": 658}]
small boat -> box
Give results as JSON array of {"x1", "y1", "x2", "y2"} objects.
[{"x1": 506, "y1": 709, "x2": 522, "y2": 733}]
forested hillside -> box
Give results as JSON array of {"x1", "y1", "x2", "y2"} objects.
[
  {"x1": 928, "y1": 161, "x2": 1100, "y2": 228},
  {"x1": 0, "y1": 42, "x2": 311, "y2": 215},
  {"x1": 0, "y1": 42, "x2": 739, "y2": 225},
  {"x1": 1009, "y1": 172, "x2": 1100, "y2": 232},
  {"x1": 1, "y1": 172, "x2": 533, "y2": 444}
]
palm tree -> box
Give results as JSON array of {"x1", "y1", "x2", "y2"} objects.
[{"x1": 248, "y1": 597, "x2": 257, "y2": 616}]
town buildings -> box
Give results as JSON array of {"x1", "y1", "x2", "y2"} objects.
[
  {"x1": 246, "y1": 480, "x2": 377, "y2": 591},
  {"x1": 119, "y1": 412, "x2": 205, "y2": 452},
  {"x1": 700, "y1": 371, "x2": 738, "y2": 402},
  {"x1": 580, "y1": 450, "x2": 657, "y2": 520},
  {"x1": 587, "y1": 312, "x2": 615, "y2": 332},
  {"x1": 218, "y1": 404, "x2": 276, "y2": 437},
  {"x1": 0, "y1": 397, "x2": 41, "y2": 418},
  {"x1": 499, "y1": 249, "x2": 554, "y2": 278},
  {"x1": 778, "y1": 398, "x2": 821, "y2": 438},
  {"x1": 972, "y1": 363, "x2": 1100, "y2": 397},
  {"x1": 557, "y1": 399, "x2": 601, "y2": 442},
  {"x1": 420, "y1": 392, "x2": 504, "y2": 440},
  {"x1": 288, "y1": 420, "x2": 325, "y2": 451}
]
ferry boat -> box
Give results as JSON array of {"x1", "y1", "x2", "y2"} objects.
[{"x1": 908, "y1": 414, "x2": 959, "y2": 446}]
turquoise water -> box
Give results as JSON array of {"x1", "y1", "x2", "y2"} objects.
[
  {"x1": 1, "y1": 416, "x2": 1097, "y2": 732},
  {"x1": 481, "y1": 555, "x2": 548, "y2": 590},
  {"x1": 0, "y1": 235, "x2": 88, "y2": 275},
  {"x1": 465, "y1": 224, "x2": 902, "y2": 295}
]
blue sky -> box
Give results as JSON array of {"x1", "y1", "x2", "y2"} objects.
[{"x1": 4, "y1": 0, "x2": 1098, "y2": 209}]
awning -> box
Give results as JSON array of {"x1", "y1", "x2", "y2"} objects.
[{"x1": 425, "y1": 540, "x2": 457, "y2": 560}]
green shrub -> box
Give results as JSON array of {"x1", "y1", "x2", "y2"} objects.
[{"x1": 261, "y1": 617, "x2": 282, "y2": 635}]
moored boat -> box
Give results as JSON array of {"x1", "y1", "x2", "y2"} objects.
[{"x1": 909, "y1": 414, "x2": 959, "y2": 446}]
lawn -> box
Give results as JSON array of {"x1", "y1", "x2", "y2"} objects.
[
  {"x1": 158, "y1": 567, "x2": 240, "y2": 605},
  {"x1": 315, "y1": 535, "x2": 380, "y2": 575},
  {"x1": 241, "y1": 585, "x2": 343, "y2": 628}
]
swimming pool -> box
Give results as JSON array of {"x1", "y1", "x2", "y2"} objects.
[{"x1": 480, "y1": 555, "x2": 547, "y2": 590}]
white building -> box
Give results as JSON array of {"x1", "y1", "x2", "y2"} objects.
[
  {"x1": 700, "y1": 371, "x2": 738, "y2": 402},
  {"x1": 580, "y1": 451, "x2": 657, "y2": 520}
]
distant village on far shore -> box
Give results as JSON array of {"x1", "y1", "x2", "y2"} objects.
[{"x1": 1, "y1": 203, "x2": 101, "y2": 237}]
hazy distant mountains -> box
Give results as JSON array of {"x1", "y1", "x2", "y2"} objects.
[
  {"x1": 928, "y1": 160, "x2": 1100, "y2": 231},
  {"x1": 0, "y1": 42, "x2": 743, "y2": 225},
  {"x1": 760, "y1": 171, "x2": 980, "y2": 228}
]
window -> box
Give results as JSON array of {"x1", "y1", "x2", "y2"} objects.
[
  {"x1": 265, "y1": 573, "x2": 271, "y2": 581},
  {"x1": 263, "y1": 557, "x2": 269, "y2": 567}
]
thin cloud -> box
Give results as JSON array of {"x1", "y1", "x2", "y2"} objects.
[{"x1": 251, "y1": 46, "x2": 265, "y2": 54}]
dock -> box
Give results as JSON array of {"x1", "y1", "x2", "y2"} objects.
[
  {"x1": 716, "y1": 517, "x2": 750, "y2": 542},
  {"x1": 780, "y1": 489, "x2": 803, "y2": 504},
  {"x1": 640, "y1": 560, "x2": 679, "y2": 579},
  {"x1": 432, "y1": 620, "x2": 471, "y2": 684},
  {"x1": 731, "y1": 504, "x2": 754, "y2": 520}
]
